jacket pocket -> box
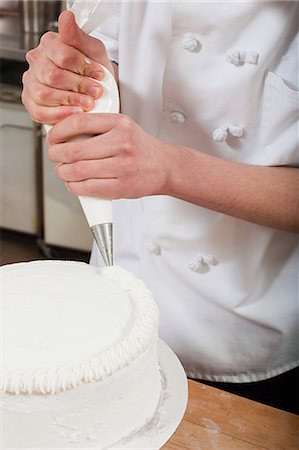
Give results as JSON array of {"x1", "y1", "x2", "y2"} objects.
[{"x1": 259, "y1": 71, "x2": 299, "y2": 166}]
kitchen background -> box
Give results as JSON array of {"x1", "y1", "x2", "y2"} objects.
[{"x1": 0, "y1": 0, "x2": 92, "y2": 266}]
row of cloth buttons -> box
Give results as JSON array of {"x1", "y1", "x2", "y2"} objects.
[
  {"x1": 149, "y1": 33, "x2": 253, "y2": 271},
  {"x1": 181, "y1": 32, "x2": 259, "y2": 66},
  {"x1": 146, "y1": 241, "x2": 217, "y2": 273},
  {"x1": 169, "y1": 33, "x2": 259, "y2": 142}
]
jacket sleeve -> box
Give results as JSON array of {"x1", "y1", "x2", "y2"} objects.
[{"x1": 90, "y1": 15, "x2": 120, "y2": 64}]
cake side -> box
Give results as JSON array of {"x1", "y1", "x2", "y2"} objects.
[
  {"x1": 1, "y1": 261, "x2": 159, "y2": 395},
  {"x1": 2, "y1": 342, "x2": 161, "y2": 448}
]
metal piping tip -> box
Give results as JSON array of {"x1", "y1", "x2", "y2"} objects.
[{"x1": 91, "y1": 223, "x2": 113, "y2": 266}]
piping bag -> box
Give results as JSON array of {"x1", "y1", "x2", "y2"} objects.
[{"x1": 44, "y1": 0, "x2": 119, "y2": 266}]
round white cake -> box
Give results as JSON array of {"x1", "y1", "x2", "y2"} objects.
[{"x1": 1, "y1": 260, "x2": 161, "y2": 448}]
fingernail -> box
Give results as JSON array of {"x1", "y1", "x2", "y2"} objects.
[
  {"x1": 80, "y1": 96, "x2": 93, "y2": 110},
  {"x1": 88, "y1": 85, "x2": 101, "y2": 98},
  {"x1": 91, "y1": 71, "x2": 104, "y2": 81}
]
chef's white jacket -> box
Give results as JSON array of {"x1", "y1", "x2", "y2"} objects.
[{"x1": 89, "y1": 1, "x2": 299, "y2": 382}]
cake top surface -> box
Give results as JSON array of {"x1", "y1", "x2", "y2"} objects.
[{"x1": 1, "y1": 260, "x2": 158, "y2": 395}]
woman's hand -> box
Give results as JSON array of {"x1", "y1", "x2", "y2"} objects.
[
  {"x1": 22, "y1": 11, "x2": 115, "y2": 125},
  {"x1": 47, "y1": 113, "x2": 174, "y2": 199}
]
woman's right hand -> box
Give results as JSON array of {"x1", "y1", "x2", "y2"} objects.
[{"x1": 22, "y1": 10, "x2": 115, "y2": 125}]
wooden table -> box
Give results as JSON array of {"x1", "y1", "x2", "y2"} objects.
[{"x1": 162, "y1": 380, "x2": 299, "y2": 450}]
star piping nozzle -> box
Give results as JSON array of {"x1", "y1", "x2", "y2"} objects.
[{"x1": 91, "y1": 223, "x2": 113, "y2": 266}]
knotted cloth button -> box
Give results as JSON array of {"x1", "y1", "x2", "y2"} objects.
[
  {"x1": 189, "y1": 253, "x2": 218, "y2": 273},
  {"x1": 244, "y1": 50, "x2": 259, "y2": 65},
  {"x1": 212, "y1": 126, "x2": 228, "y2": 142},
  {"x1": 188, "y1": 255, "x2": 206, "y2": 273},
  {"x1": 226, "y1": 48, "x2": 242, "y2": 66},
  {"x1": 203, "y1": 254, "x2": 217, "y2": 266},
  {"x1": 228, "y1": 124, "x2": 244, "y2": 137},
  {"x1": 170, "y1": 110, "x2": 186, "y2": 124},
  {"x1": 226, "y1": 48, "x2": 259, "y2": 66},
  {"x1": 146, "y1": 241, "x2": 161, "y2": 255},
  {"x1": 182, "y1": 33, "x2": 200, "y2": 52},
  {"x1": 213, "y1": 124, "x2": 244, "y2": 142}
]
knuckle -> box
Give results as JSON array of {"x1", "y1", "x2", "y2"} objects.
[
  {"x1": 117, "y1": 116, "x2": 135, "y2": 150},
  {"x1": 25, "y1": 49, "x2": 36, "y2": 64},
  {"x1": 21, "y1": 89, "x2": 28, "y2": 108},
  {"x1": 69, "y1": 92, "x2": 84, "y2": 107},
  {"x1": 30, "y1": 104, "x2": 42, "y2": 123},
  {"x1": 73, "y1": 161, "x2": 86, "y2": 180},
  {"x1": 47, "y1": 145, "x2": 56, "y2": 162},
  {"x1": 63, "y1": 145, "x2": 74, "y2": 163},
  {"x1": 76, "y1": 75, "x2": 87, "y2": 93},
  {"x1": 69, "y1": 145, "x2": 82, "y2": 165},
  {"x1": 63, "y1": 92, "x2": 73, "y2": 106},
  {"x1": 46, "y1": 67, "x2": 61, "y2": 85},
  {"x1": 35, "y1": 87, "x2": 48, "y2": 104},
  {"x1": 58, "y1": 47, "x2": 72, "y2": 68},
  {"x1": 118, "y1": 114, "x2": 133, "y2": 130},
  {"x1": 21, "y1": 93, "x2": 27, "y2": 110},
  {"x1": 67, "y1": 144, "x2": 82, "y2": 162},
  {"x1": 40, "y1": 31, "x2": 57, "y2": 46},
  {"x1": 21, "y1": 70, "x2": 29, "y2": 87},
  {"x1": 120, "y1": 132, "x2": 135, "y2": 155},
  {"x1": 121, "y1": 138, "x2": 134, "y2": 154}
]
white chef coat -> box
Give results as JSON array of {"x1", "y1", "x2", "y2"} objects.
[{"x1": 89, "y1": 1, "x2": 299, "y2": 382}]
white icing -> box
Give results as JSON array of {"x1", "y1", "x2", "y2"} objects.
[
  {"x1": 1, "y1": 261, "x2": 159, "y2": 395},
  {"x1": 2, "y1": 343, "x2": 161, "y2": 449},
  {"x1": 1, "y1": 260, "x2": 161, "y2": 448}
]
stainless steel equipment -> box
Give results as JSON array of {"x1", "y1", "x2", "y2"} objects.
[{"x1": 19, "y1": 0, "x2": 64, "y2": 34}]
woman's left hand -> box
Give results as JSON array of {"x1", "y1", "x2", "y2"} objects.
[{"x1": 47, "y1": 113, "x2": 174, "y2": 199}]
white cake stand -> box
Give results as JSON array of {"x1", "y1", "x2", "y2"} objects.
[{"x1": 108, "y1": 339, "x2": 188, "y2": 450}]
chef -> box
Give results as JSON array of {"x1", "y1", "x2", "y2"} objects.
[{"x1": 22, "y1": 2, "x2": 299, "y2": 412}]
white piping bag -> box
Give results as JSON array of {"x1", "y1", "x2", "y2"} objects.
[{"x1": 44, "y1": 0, "x2": 119, "y2": 266}]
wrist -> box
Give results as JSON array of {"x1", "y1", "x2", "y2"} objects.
[{"x1": 163, "y1": 144, "x2": 204, "y2": 198}]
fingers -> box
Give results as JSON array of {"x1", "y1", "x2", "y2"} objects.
[
  {"x1": 38, "y1": 30, "x2": 104, "y2": 80},
  {"x1": 47, "y1": 113, "x2": 120, "y2": 144},
  {"x1": 23, "y1": 48, "x2": 102, "y2": 123},
  {"x1": 56, "y1": 158, "x2": 119, "y2": 182},
  {"x1": 26, "y1": 49, "x2": 103, "y2": 98},
  {"x1": 49, "y1": 135, "x2": 116, "y2": 163},
  {"x1": 22, "y1": 11, "x2": 115, "y2": 125},
  {"x1": 39, "y1": 33, "x2": 104, "y2": 80},
  {"x1": 65, "y1": 179, "x2": 122, "y2": 199},
  {"x1": 21, "y1": 91, "x2": 83, "y2": 124},
  {"x1": 22, "y1": 70, "x2": 94, "y2": 111}
]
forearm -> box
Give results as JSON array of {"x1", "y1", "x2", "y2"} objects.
[{"x1": 166, "y1": 146, "x2": 299, "y2": 232}]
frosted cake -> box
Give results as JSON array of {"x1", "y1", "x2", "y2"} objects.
[{"x1": 1, "y1": 260, "x2": 161, "y2": 448}]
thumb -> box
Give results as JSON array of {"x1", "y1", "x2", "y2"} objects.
[{"x1": 58, "y1": 11, "x2": 106, "y2": 63}]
